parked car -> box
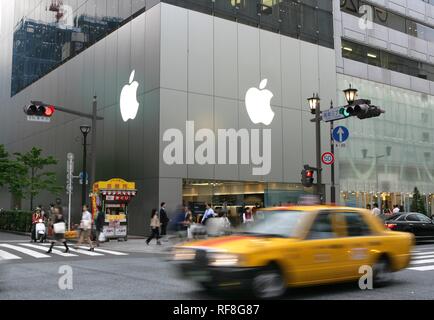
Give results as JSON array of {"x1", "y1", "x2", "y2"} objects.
[
  {"x1": 385, "y1": 212, "x2": 434, "y2": 240},
  {"x1": 172, "y1": 206, "x2": 414, "y2": 299}
]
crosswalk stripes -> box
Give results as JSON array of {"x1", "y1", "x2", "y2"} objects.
[
  {"x1": 0, "y1": 249, "x2": 21, "y2": 260},
  {"x1": 76, "y1": 246, "x2": 128, "y2": 256},
  {"x1": 408, "y1": 249, "x2": 434, "y2": 272},
  {"x1": 0, "y1": 244, "x2": 50, "y2": 258},
  {"x1": 20, "y1": 243, "x2": 77, "y2": 257},
  {"x1": 0, "y1": 242, "x2": 128, "y2": 261},
  {"x1": 52, "y1": 246, "x2": 104, "y2": 256}
]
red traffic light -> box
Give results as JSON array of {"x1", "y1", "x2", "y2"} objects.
[
  {"x1": 24, "y1": 104, "x2": 55, "y2": 117},
  {"x1": 306, "y1": 170, "x2": 314, "y2": 178},
  {"x1": 44, "y1": 106, "x2": 55, "y2": 117}
]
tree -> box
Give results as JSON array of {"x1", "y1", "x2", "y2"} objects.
[
  {"x1": 14, "y1": 148, "x2": 62, "y2": 210},
  {"x1": 0, "y1": 145, "x2": 9, "y2": 187},
  {"x1": 0, "y1": 145, "x2": 27, "y2": 209},
  {"x1": 410, "y1": 187, "x2": 427, "y2": 215}
]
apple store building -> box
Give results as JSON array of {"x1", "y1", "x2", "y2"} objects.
[{"x1": 0, "y1": 0, "x2": 336, "y2": 235}]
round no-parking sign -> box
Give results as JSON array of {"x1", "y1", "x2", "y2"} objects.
[{"x1": 322, "y1": 152, "x2": 335, "y2": 166}]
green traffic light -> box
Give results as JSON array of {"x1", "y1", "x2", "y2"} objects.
[{"x1": 340, "y1": 107, "x2": 350, "y2": 118}]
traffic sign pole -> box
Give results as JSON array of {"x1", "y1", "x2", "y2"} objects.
[
  {"x1": 322, "y1": 152, "x2": 335, "y2": 166},
  {"x1": 66, "y1": 153, "x2": 74, "y2": 231},
  {"x1": 330, "y1": 103, "x2": 336, "y2": 204}
]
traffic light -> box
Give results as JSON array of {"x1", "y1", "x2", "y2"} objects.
[
  {"x1": 345, "y1": 99, "x2": 385, "y2": 120},
  {"x1": 301, "y1": 168, "x2": 315, "y2": 188},
  {"x1": 24, "y1": 104, "x2": 55, "y2": 117},
  {"x1": 339, "y1": 106, "x2": 351, "y2": 119}
]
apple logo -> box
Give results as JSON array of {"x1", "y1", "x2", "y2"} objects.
[
  {"x1": 245, "y1": 79, "x2": 275, "y2": 126},
  {"x1": 120, "y1": 70, "x2": 140, "y2": 122}
]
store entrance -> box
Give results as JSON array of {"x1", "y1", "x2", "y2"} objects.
[
  {"x1": 183, "y1": 179, "x2": 313, "y2": 225},
  {"x1": 340, "y1": 191, "x2": 433, "y2": 216}
]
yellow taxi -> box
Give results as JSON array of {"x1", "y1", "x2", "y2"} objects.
[{"x1": 172, "y1": 206, "x2": 414, "y2": 298}]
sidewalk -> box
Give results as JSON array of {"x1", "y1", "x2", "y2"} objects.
[{"x1": 95, "y1": 235, "x2": 188, "y2": 255}]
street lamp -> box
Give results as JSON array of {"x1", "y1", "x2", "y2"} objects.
[
  {"x1": 308, "y1": 93, "x2": 320, "y2": 114},
  {"x1": 307, "y1": 93, "x2": 322, "y2": 202},
  {"x1": 343, "y1": 84, "x2": 358, "y2": 105},
  {"x1": 80, "y1": 125, "x2": 91, "y2": 206}
]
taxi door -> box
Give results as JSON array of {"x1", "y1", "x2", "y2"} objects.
[
  {"x1": 333, "y1": 211, "x2": 375, "y2": 278},
  {"x1": 293, "y1": 211, "x2": 349, "y2": 284}
]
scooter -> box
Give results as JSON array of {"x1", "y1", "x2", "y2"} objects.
[{"x1": 35, "y1": 219, "x2": 46, "y2": 243}]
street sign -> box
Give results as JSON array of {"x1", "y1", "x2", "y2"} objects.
[
  {"x1": 332, "y1": 126, "x2": 350, "y2": 143},
  {"x1": 322, "y1": 107, "x2": 346, "y2": 123},
  {"x1": 322, "y1": 152, "x2": 335, "y2": 166},
  {"x1": 79, "y1": 172, "x2": 88, "y2": 185},
  {"x1": 27, "y1": 115, "x2": 51, "y2": 123}
]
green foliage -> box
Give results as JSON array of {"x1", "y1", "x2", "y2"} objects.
[
  {"x1": 14, "y1": 147, "x2": 62, "y2": 209},
  {"x1": 0, "y1": 210, "x2": 33, "y2": 233},
  {"x1": 0, "y1": 145, "x2": 9, "y2": 187},
  {"x1": 0, "y1": 145, "x2": 62, "y2": 210},
  {"x1": 410, "y1": 187, "x2": 427, "y2": 215}
]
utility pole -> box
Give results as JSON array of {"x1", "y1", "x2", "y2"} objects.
[
  {"x1": 315, "y1": 99, "x2": 323, "y2": 202},
  {"x1": 330, "y1": 101, "x2": 336, "y2": 204},
  {"x1": 90, "y1": 96, "x2": 97, "y2": 188}
]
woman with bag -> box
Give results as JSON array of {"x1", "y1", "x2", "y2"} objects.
[
  {"x1": 46, "y1": 207, "x2": 69, "y2": 253},
  {"x1": 146, "y1": 209, "x2": 161, "y2": 245}
]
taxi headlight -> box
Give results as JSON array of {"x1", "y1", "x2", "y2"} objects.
[
  {"x1": 208, "y1": 253, "x2": 240, "y2": 267},
  {"x1": 172, "y1": 248, "x2": 196, "y2": 261}
]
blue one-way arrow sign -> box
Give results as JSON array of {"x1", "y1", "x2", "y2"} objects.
[{"x1": 332, "y1": 126, "x2": 349, "y2": 143}]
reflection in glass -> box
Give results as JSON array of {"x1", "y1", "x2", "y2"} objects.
[{"x1": 11, "y1": 0, "x2": 334, "y2": 96}]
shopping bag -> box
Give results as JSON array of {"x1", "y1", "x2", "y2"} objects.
[
  {"x1": 53, "y1": 222, "x2": 66, "y2": 234},
  {"x1": 98, "y1": 232, "x2": 106, "y2": 242}
]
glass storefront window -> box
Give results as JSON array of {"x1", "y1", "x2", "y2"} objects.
[
  {"x1": 341, "y1": 0, "x2": 434, "y2": 45},
  {"x1": 341, "y1": 39, "x2": 434, "y2": 82}
]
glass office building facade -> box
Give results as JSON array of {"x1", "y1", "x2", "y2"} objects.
[
  {"x1": 11, "y1": 0, "x2": 333, "y2": 96},
  {"x1": 1, "y1": 1, "x2": 337, "y2": 234},
  {"x1": 337, "y1": 74, "x2": 434, "y2": 214}
]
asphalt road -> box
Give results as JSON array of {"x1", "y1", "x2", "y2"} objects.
[{"x1": 1, "y1": 231, "x2": 434, "y2": 300}]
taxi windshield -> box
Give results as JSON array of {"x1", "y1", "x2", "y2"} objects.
[{"x1": 239, "y1": 211, "x2": 304, "y2": 238}]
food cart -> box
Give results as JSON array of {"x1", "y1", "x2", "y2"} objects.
[{"x1": 91, "y1": 178, "x2": 137, "y2": 241}]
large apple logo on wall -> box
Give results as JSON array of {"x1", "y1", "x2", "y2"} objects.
[
  {"x1": 245, "y1": 79, "x2": 275, "y2": 126},
  {"x1": 120, "y1": 70, "x2": 140, "y2": 122}
]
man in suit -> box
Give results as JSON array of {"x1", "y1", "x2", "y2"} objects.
[{"x1": 159, "y1": 202, "x2": 170, "y2": 237}]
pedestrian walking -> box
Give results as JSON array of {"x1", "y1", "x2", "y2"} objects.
[
  {"x1": 159, "y1": 202, "x2": 170, "y2": 237},
  {"x1": 372, "y1": 203, "x2": 381, "y2": 217},
  {"x1": 201, "y1": 203, "x2": 215, "y2": 225},
  {"x1": 47, "y1": 207, "x2": 69, "y2": 254},
  {"x1": 183, "y1": 206, "x2": 193, "y2": 239},
  {"x1": 243, "y1": 207, "x2": 254, "y2": 225},
  {"x1": 95, "y1": 205, "x2": 105, "y2": 247},
  {"x1": 75, "y1": 204, "x2": 95, "y2": 251},
  {"x1": 146, "y1": 209, "x2": 161, "y2": 245},
  {"x1": 393, "y1": 205, "x2": 400, "y2": 214}
]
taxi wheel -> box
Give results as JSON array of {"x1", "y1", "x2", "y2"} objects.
[
  {"x1": 252, "y1": 266, "x2": 286, "y2": 299},
  {"x1": 373, "y1": 256, "x2": 393, "y2": 287}
]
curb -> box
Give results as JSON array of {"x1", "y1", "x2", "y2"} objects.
[{"x1": 0, "y1": 230, "x2": 31, "y2": 237}]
